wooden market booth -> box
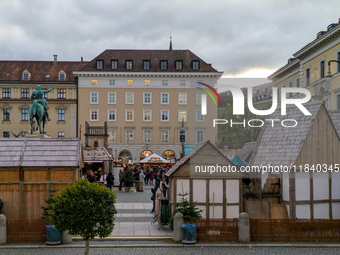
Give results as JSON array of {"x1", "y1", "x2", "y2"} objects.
[
  {"x1": 166, "y1": 140, "x2": 246, "y2": 219},
  {"x1": 0, "y1": 137, "x2": 83, "y2": 220},
  {"x1": 137, "y1": 153, "x2": 173, "y2": 169}
]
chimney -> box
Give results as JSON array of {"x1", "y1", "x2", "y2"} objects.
[
  {"x1": 81, "y1": 57, "x2": 83, "y2": 62},
  {"x1": 53, "y1": 55, "x2": 58, "y2": 63}
]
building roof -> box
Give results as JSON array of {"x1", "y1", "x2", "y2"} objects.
[
  {"x1": 79, "y1": 49, "x2": 219, "y2": 73},
  {"x1": 0, "y1": 60, "x2": 87, "y2": 82},
  {"x1": 249, "y1": 101, "x2": 323, "y2": 167},
  {"x1": 238, "y1": 142, "x2": 256, "y2": 162},
  {"x1": 0, "y1": 138, "x2": 82, "y2": 167},
  {"x1": 139, "y1": 153, "x2": 169, "y2": 163},
  {"x1": 328, "y1": 110, "x2": 340, "y2": 137},
  {"x1": 83, "y1": 147, "x2": 112, "y2": 162}
]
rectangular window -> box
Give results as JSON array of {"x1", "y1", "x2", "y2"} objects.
[
  {"x1": 306, "y1": 69, "x2": 310, "y2": 87},
  {"x1": 91, "y1": 80, "x2": 97, "y2": 85},
  {"x1": 143, "y1": 130, "x2": 151, "y2": 143},
  {"x1": 58, "y1": 131, "x2": 65, "y2": 138},
  {"x1": 143, "y1": 60, "x2": 150, "y2": 70},
  {"x1": 59, "y1": 74, "x2": 65, "y2": 81},
  {"x1": 21, "y1": 89, "x2": 29, "y2": 98},
  {"x1": 127, "y1": 80, "x2": 133, "y2": 86},
  {"x1": 144, "y1": 80, "x2": 150, "y2": 86},
  {"x1": 23, "y1": 73, "x2": 29, "y2": 80},
  {"x1": 161, "y1": 110, "x2": 169, "y2": 122},
  {"x1": 296, "y1": 78, "x2": 300, "y2": 87},
  {"x1": 43, "y1": 92, "x2": 48, "y2": 99},
  {"x1": 289, "y1": 82, "x2": 292, "y2": 98},
  {"x1": 58, "y1": 89, "x2": 66, "y2": 99},
  {"x1": 3, "y1": 109, "x2": 10, "y2": 121},
  {"x1": 196, "y1": 110, "x2": 204, "y2": 122},
  {"x1": 109, "y1": 130, "x2": 116, "y2": 142},
  {"x1": 338, "y1": 95, "x2": 340, "y2": 110},
  {"x1": 90, "y1": 109, "x2": 98, "y2": 121},
  {"x1": 21, "y1": 109, "x2": 28, "y2": 121},
  {"x1": 161, "y1": 130, "x2": 169, "y2": 143},
  {"x1": 320, "y1": 60, "x2": 325, "y2": 78},
  {"x1": 108, "y1": 92, "x2": 116, "y2": 104},
  {"x1": 96, "y1": 60, "x2": 104, "y2": 69},
  {"x1": 143, "y1": 110, "x2": 152, "y2": 121},
  {"x1": 109, "y1": 79, "x2": 115, "y2": 85},
  {"x1": 162, "y1": 80, "x2": 168, "y2": 86},
  {"x1": 126, "y1": 92, "x2": 134, "y2": 104},
  {"x1": 111, "y1": 60, "x2": 118, "y2": 69},
  {"x1": 175, "y1": 60, "x2": 183, "y2": 70},
  {"x1": 58, "y1": 109, "x2": 65, "y2": 121},
  {"x1": 180, "y1": 80, "x2": 186, "y2": 86},
  {"x1": 178, "y1": 110, "x2": 187, "y2": 122},
  {"x1": 126, "y1": 130, "x2": 134, "y2": 143},
  {"x1": 108, "y1": 109, "x2": 116, "y2": 121},
  {"x1": 197, "y1": 130, "x2": 204, "y2": 143},
  {"x1": 192, "y1": 61, "x2": 200, "y2": 70},
  {"x1": 126, "y1": 60, "x2": 133, "y2": 69},
  {"x1": 2, "y1": 88, "x2": 11, "y2": 98},
  {"x1": 278, "y1": 88, "x2": 280, "y2": 103},
  {"x1": 125, "y1": 110, "x2": 134, "y2": 121},
  {"x1": 161, "y1": 93, "x2": 169, "y2": 104},
  {"x1": 196, "y1": 93, "x2": 202, "y2": 105},
  {"x1": 179, "y1": 130, "x2": 186, "y2": 143},
  {"x1": 178, "y1": 92, "x2": 187, "y2": 104},
  {"x1": 3, "y1": 131, "x2": 10, "y2": 138},
  {"x1": 90, "y1": 92, "x2": 98, "y2": 104},
  {"x1": 143, "y1": 92, "x2": 152, "y2": 104},
  {"x1": 160, "y1": 60, "x2": 168, "y2": 70},
  {"x1": 338, "y1": 52, "x2": 340, "y2": 73}
]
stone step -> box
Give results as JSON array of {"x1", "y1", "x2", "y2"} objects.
[{"x1": 117, "y1": 209, "x2": 151, "y2": 214}]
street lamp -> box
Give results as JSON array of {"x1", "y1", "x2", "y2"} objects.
[
  {"x1": 327, "y1": 60, "x2": 340, "y2": 76},
  {"x1": 180, "y1": 119, "x2": 185, "y2": 159}
]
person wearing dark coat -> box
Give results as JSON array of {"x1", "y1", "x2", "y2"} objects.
[
  {"x1": 106, "y1": 172, "x2": 114, "y2": 190},
  {"x1": 161, "y1": 183, "x2": 167, "y2": 197},
  {"x1": 151, "y1": 181, "x2": 160, "y2": 213}
]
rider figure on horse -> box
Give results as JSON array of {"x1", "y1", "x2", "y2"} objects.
[{"x1": 31, "y1": 85, "x2": 53, "y2": 121}]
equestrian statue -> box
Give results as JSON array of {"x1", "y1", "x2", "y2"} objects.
[{"x1": 29, "y1": 85, "x2": 53, "y2": 134}]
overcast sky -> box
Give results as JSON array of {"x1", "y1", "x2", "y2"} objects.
[{"x1": 1, "y1": 0, "x2": 339, "y2": 79}]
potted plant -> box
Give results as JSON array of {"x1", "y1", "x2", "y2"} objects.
[
  {"x1": 169, "y1": 191, "x2": 202, "y2": 244},
  {"x1": 121, "y1": 165, "x2": 135, "y2": 192}
]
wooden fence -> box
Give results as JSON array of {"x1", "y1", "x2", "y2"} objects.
[
  {"x1": 189, "y1": 219, "x2": 238, "y2": 242},
  {"x1": 7, "y1": 219, "x2": 50, "y2": 243},
  {"x1": 250, "y1": 219, "x2": 340, "y2": 242}
]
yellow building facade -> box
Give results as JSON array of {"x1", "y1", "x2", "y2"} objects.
[
  {"x1": 269, "y1": 20, "x2": 340, "y2": 110},
  {"x1": 75, "y1": 50, "x2": 222, "y2": 162},
  {"x1": 0, "y1": 57, "x2": 87, "y2": 138}
]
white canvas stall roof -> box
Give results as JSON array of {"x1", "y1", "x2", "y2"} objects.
[
  {"x1": 139, "y1": 153, "x2": 170, "y2": 163},
  {"x1": 83, "y1": 147, "x2": 112, "y2": 162},
  {"x1": 0, "y1": 138, "x2": 82, "y2": 167}
]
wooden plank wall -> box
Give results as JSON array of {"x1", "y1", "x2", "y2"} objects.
[{"x1": 0, "y1": 167, "x2": 79, "y2": 220}]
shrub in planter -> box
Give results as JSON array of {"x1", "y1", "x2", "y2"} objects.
[{"x1": 122, "y1": 165, "x2": 135, "y2": 190}]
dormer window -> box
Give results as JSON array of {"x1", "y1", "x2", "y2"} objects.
[
  {"x1": 96, "y1": 60, "x2": 104, "y2": 69},
  {"x1": 175, "y1": 60, "x2": 183, "y2": 70},
  {"x1": 192, "y1": 60, "x2": 200, "y2": 70},
  {"x1": 126, "y1": 60, "x2": 133, "y2": 69},
  {"x1": 262, "y1": 88, "x2": 266, "y2": 91},
  {"x1": 22, "y1": 70, "x2": 31, "y2": 80},
  {"x1": 143, "y1": 60, "x2": 150, "y2": 70},
  {"x1": 254, "y1": 90, "x2": 258, "y2": 94},
  {"x1": 160, "y1": 60, "x2": 168, "y2": 70},
  {"x1": 111, "y1": 60, "x2": 118, "y2": 69},
  {"x1": 59, "y1": 70, "x2": 66, "y2": 81}
]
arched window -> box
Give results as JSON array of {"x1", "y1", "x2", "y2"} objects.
[
  {"x1": 140, "y1": 150, "x2": 153, "y2": 160},
  {"x1": 162, "y1": 150, "x2": 176, "y2": 160},
  {"x1": 118, "y1": 150, "x2": 132, "y2": 160}
]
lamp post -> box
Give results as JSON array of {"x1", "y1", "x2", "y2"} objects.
[
  {"x1": 327, "y1": 60, "x2": 340, "y2": 76},
  {"x1": 180, "y1": 119, "x2": 185, "y2": 159}
]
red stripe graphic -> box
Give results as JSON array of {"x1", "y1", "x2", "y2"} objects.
[{"x1": 197, "y1": 82, "x2": 222, "y2": 106}]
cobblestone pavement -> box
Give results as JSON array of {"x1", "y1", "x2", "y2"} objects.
[{"x1": 1, "y1": 246, "x2": 340, "y2": 255}]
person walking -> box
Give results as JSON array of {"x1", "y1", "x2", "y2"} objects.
[
  {"x1": 119, "y1": 169, "x2": 123, "y2": 191},
  {"x1": 106, "y1": 172, "x2": 114, "y2": 190},
  {"x1": 151, "y1": 181, "x2": 160, "y2": 213},
  {"x1": 149, "y1": 170, "x2": 155, "y2": 185},
  {"x1": 145, "y1": 170, "x2": 150, "y2": 185},
  {"x1": 139, "y1": 170, "x2": 144, "y2": 192}
]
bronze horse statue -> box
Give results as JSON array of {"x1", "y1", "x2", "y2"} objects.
[{"x1": 29, "y1": 100, "x2": 47, "y2": 134}]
